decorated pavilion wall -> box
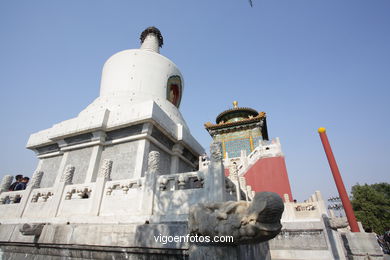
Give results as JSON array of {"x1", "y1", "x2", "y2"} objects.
[{"x1": 215, "y1": 128, "x2": 262, "y2": 158}]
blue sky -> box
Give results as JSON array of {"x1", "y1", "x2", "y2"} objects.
[{"x1": 0, "y1": 0, "x2": 389, "y2": 202}]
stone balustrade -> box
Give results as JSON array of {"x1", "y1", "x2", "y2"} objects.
[
  {"x1": 235, "y1": 138, "x2": 283, "y2": 176},
  {"x1": 22, "y1": 187, "x2": 56, "y2": 219},
  {"x1": 104, "y1": 178, "x2": 143, "y2": 196},
  {"x1": 99, "y1": 177, "x2": 145, "y2": 217},
  {"x1": 63, "y1": 183, "x2": 95, "y2": 200},
  {"x1": 57, "y1": 183, "x2": 97, "y2": 217},
  {"x1": 0, "y1": 190, "x2": 24, "y2": 205},
  {"x1": 157, "y1": 171, "x2": 204, "y2": 191},
  {"x1": 281, "y1": 192, "x2": 328, "y2": 221},
  {"x1": 153, "y1": 171, "x2": 209, "y2": 220},
  {"x1": 0, "y1": 190, "x2": 26, "y2": 219},
  {"x1": 198, "y1": 156, "x2": 210, "y2": 170},
  {"x1": 0, "y1": 149, "x2": 229, "y2": 224},
  {"x1": 294, "y1": 202, "x2": 317, "y2": 212},
  {"x1": 30, "y1": 187, "x2": 55, "y2": 203}
]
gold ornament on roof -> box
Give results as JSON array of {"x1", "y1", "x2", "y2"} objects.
[
  {"x1": 259, "y1": 112, "x2": 266, "y2": 117},
  {"x1": 233, "y1": 101, "x2": 238, "y2": 108},
  {"x1": 204, "y1": 122, "x2": 213, "y2": 127}
]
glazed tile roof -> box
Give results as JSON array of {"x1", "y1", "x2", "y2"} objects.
[
  {"x1": 204, "y1": 112, "x2": 266, "y2": 130},
  {"x1": 216, "y1": 107, "x2": 259, "y2": 124}
]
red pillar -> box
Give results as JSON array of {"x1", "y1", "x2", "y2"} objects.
[{"x1": 318, "y1": 127, "x2": 360, "y2": 232}]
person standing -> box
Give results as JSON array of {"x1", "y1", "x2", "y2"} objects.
[
  {"x1": 14, "y1": 177, "x2": 29, "y2": 191},
  {"x1": 8, "y1": 175, "x2": 23, "y2": 191}
]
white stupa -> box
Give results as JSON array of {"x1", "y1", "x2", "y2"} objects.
[{"x1": 25, "y1": 27, "x2": 204, "y2": 188}]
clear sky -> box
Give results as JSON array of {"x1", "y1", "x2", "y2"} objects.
[{"x1": 0, "y1": 0, "x2": 389, "y2": 202}]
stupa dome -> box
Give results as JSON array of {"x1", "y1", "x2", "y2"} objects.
[{"x1": 99, "y1": 27, "x2": 183, "y2": 109}]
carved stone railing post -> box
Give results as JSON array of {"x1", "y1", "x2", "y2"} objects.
[
  {"x1": 98, "y1": 159, "x2": 113, "y2": 180},
  {"x1": 60, "y1": 165, "x2": 75, "y2": 184},
  {"x1": 238, "y1": 176, "x2": 249, "y2": 201},
  {"x1": 91, "y1": 159, "x2": 113, "y2": 216},
  {"x1": 283, "y1": 193, "x2": 290, "y2": 203},
  {"x1": 30, "y1": 171, "x2": 44, "y2": 188},
  {"x1": 147, "y1": 151, "x2": 160, "y2": 174},
  {"x1": 16, "y1": 170, "x2": 45, "y2": 217},
  {"x1": 247, "y1": 185, "x2": 253, "y2": 201},
  {"x1": 210, "y1": 142, "x2": 223, "y2": 163},
  {"x1": 46, "y1": 165, "x2": 76, "y2": 218},
  {"x1": 178, "y1": 175, "x2": 189, "y2": 190},
  {"x1": 16, "y1": 171, "x2": 44, "y2": 217},
  {"x1": 229, "y1": 163, "x2": 242, "y2": 201},
  {"x1": 0, "y1": 175, "x2": 13, "y2": 193},
  {"x1": 229, "y1": 163, "x2": 238, "y2": 181},
  {"x1": 206, "y1": 142, "x2": 226, "y2": 202},
  {"x1": 143, "y1": 151, "x2": 160, "y2": 216}
]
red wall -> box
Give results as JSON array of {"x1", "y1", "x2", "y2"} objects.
[{"x1": 244, "y1": 156, "x2": 293, "y2": 201}]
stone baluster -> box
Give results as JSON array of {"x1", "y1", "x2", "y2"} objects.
[
  {"x1": 210, "y1": 142, "x2": 223, "y2": 163},
  {"x1": 15, "y1": 170, "x2": 45, "y2": 217},
  {"x1": 47, "y1": 165, "x2": 76, "y2": 218},
  {"x1": 196, "y1": 172, "x2": 205, "y2": 188},
  {"x1": 0, "y1": 175, "x2": 13, "y2": 193},
  {"x1": 237, "y1": 176, "x2": 249, "y2": 201},
  {"x1": 159, "y1": 177, "x2": 168, "y2": 191},
  {"x1": 178, "y1": 175, "x2": 188, "y2": 190},
  {"x1": 246, "y1": 185, "x2": 253, "y2": 201},
  {"x1": 284, "y1": 194, "x2": 290, "y2": 203},
  {"x1": 98, "y1": 159, "x2": 113, "y2": 180},
  {"x1": 240, "y1": 149, "x2": 248, "y2": 169},
  {"x1": 28, "y1": 171, "x2": 45, "y2": 204},
  {"x1": 142, "y1": 151, "x2": 160, "y2": 216},
  {"x1": 61, "y1": 165, "x2": 75, "y2": 184},
  {"x1": 90, "y1": 159, "x2": 113, "y2": 216},
  {"x1": 29, "y1": 171, "x2": 44, "y2": 188},
  {"x1": 229, "y1": 162, "x2": 242, "y2": 201},
  {"x1": 14, "y1": 170, "x2": 46, "y2": 217},
  {"x1": 239, "y1": 177, "x2": 247, "y2": 189},
  {"x1": 147, "y1": 151, "x2": 160, "y2": 173},
  {"x1": 205, "y1": 142, "x2": 226, "y2": 202}
]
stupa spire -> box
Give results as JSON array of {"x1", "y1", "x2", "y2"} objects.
[{"x1": 140, "y1": 26, "x2": 163, "y2": 53}]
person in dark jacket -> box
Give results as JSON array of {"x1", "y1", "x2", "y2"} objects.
[
  {"x1": 8, "y1": 175, "x2": 23, "y2": 191},
  {"x1": 14, "y1": 177, "x2": 29, "y2": 191}
]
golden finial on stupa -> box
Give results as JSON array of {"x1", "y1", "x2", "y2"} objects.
[{"x1": 233, "y1": 101, "x2": 238, "y2": 108}]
